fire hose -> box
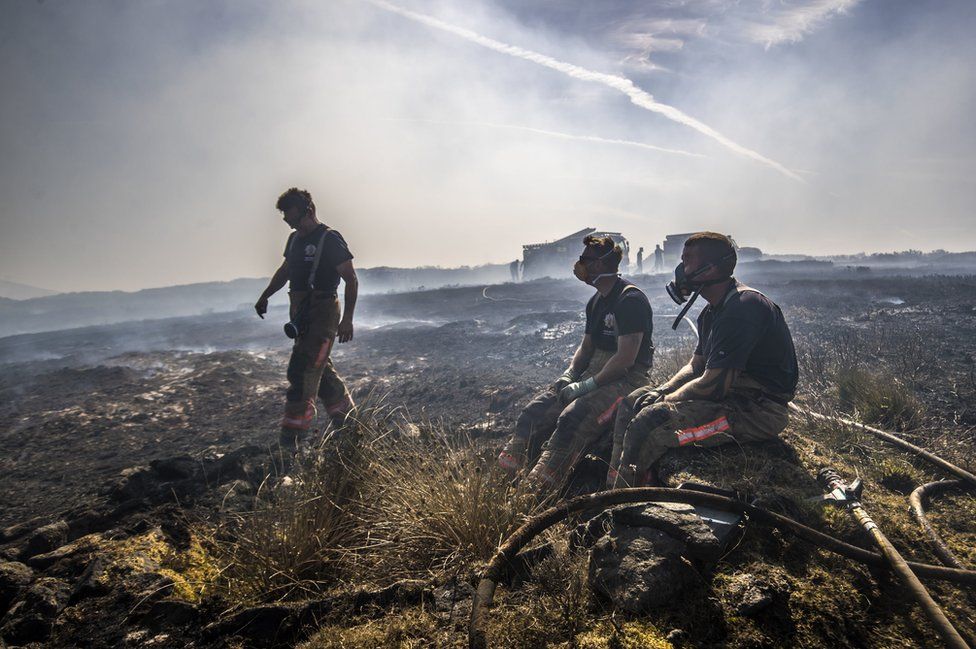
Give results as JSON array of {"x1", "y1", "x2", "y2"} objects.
[
  {"x1": 911, "y1": 480, "x2": 967, "y2": 570},
  {"x1": 469, "y1": 407, "x2": 976, "y2": 648},
  {"x1": 818, "y1": 468, "x2": 969, "y2": 649}
]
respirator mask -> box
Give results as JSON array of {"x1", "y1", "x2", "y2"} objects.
[
  {"x1": 573, "y1": 248, "x2": 619, "y2": 285},
  {"x1": 665, "y1": 253, "x2": 734, "y2": 330},
  {"x1": 284, "y1": 297, "x2": 311, "y2": 339}
]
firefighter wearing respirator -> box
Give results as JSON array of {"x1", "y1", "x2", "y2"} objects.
[
  {"x1": 607, "y1": 232, "x2": 799, "y2": 489},
  {"x1": 497, "y1": 235, "x2": 654, "y2": 492}
]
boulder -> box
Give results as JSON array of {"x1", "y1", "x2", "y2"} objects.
[
  {"x1": 0, "y1": 577, "x2": 71, "y2": 644},
  {"x1": 0, "y1": 561, "x2": 33, "y2": 615},
  {"x1": 587, "y1": 502, "x2": 724, "y2": 613},
  {"x1": 21, "y1": 520, "x2": 70, "y2": 560},
  {"x1": 589, "y1": 526, "x2": 700, "y2": 612}
]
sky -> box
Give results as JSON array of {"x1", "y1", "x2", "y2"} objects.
[{"x1": 1, "y1": 0, "x2": 974, "y2": 292}]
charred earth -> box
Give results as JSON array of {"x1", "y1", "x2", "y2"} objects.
[{"x1": 1, "y1": 267, "x2": 975, "y2": 648}]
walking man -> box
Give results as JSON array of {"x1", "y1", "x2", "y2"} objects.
[
  {"x1": 497, "y1": 235, "x2": 654, "y2": 492},
  {"x1": 608, "y1": 232, "x2": 797, "y2": 488},
  {"x1": 255, "y1": 188, "x2": 359, "y2": 446}
]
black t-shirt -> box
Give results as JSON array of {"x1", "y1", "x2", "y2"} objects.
[
  {"x1": 695, "y1": 281, "x2": 799, "y2": 396},
  {"x1": 585, "y1": 278, "x2": 654, "y2": 367},
  {"x1": 283, "y1": 225, "x2": 354, "y2": 293}
]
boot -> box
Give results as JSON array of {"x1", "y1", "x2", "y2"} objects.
[{"x1": 497, "y1": 437, "x2": 528, "y2": 474}]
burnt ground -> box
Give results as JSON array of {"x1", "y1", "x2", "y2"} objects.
[{"x1": 1, "y1": 269, "x2": 976, "y2": 647}]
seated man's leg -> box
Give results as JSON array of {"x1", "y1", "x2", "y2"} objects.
[
  {"x1": 498, "y1": 390, "x2": 562, "y2": 473},
  {"x1": 614, "y1": 400, "x2": 726, "y2": 487},
  {"x1": 607, "y1": 385, "x2": 658, "y2": 490},
  {"x1": 614, "y1": 395, "x2": 790, "y2": 487},
  {"x1": 526, "y1": 385, "x2": 627, "y2": 491}
]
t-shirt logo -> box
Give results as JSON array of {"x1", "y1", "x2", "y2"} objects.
[
  {"x1": 304, "y1": 244, "x2": 317, "y2": 256},
  {"x1": 603, "y1": 313, "x2": 615, "y2": 329}
]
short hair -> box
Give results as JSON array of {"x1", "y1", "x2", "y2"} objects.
[
  {"x1": 582, "y1": 234, "x2": 623, "y2": 271},
  {"x1": 684, "y1": 231, "x2": 737, "y2": 276},
  {"x1": 275, "y1": 187, "x2": 313, "y2": 213}
]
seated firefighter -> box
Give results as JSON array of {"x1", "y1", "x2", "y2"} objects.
[
  {"x1": 498, "y1": 235, "x2": 654, "y2": 491},
  {"x1": 608, "y1": 232, "x2": 798, "y2": 488}
]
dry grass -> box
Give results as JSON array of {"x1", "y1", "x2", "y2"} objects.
[
  {"x1": 210, "y1": 440, "x2": 366, "y2": 603},
  {"x1": 357, "y1": 425, "x2": 547, "y2": 582},
  {"x1": 835, "y1": 367, "x2": 925, "y2": 432},
  {"x1": 209, "y1": 395, "x2": 547, "y2": 605}
]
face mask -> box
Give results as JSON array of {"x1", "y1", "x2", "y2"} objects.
[
  {"x1": 665, "y1": 254, "x2": 734, "y2": 329},
  {"x1": 573, "y1": 248, "x2": 618, "y2": 285}
]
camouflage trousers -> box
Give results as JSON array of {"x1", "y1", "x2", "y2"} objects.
[
  {"x1": 281, "y1": 290, "x2": 354, "y2": 438},
  {"x1": 608, "y1": 375, "x2": 790, "y2": 489},
  {"x1": 513, "y1": 350, "x2": 650, "y2": 491}
]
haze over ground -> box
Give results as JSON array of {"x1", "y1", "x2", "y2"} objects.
[{"x1": 1, "y1": 0, "x2": 974, "y2": 292}]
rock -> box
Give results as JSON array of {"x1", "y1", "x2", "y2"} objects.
[
  {"x1": 586, "y1": 502, "x2": 725, "y2": 613},
  {"x1": 26, "y1": 533, "x2": 101, "y2": 571},
  {"x1": 0, "y1": 577, "x2": 71, "y2": 644},
  {"x1": 589, "y1": 526, "x2": 700, "y2": 613},
  {"x1": 218, "y1": 479, "x2": 254, "y2": 513},
  {"x1": 666, "y1": 628, "x2": 688, "y2": 644},
  {"x1": 70, "y1": 557, "x2": 110, "y2": 602},
  {"x1": 608, "y1": 503, "x2": 724, "y2": 565},
  {"x1": 432, "y1": 579, "x2": 475, "y2": 612},
  {"x1": 205, "y1": 603, "x2": 298, "y2": 645},
  {"x1": 0, "y1": 561, "x2": 33, "y2": 615},
  {"x1": 149, "y1": 455, "x2": 199, "y2": 481},
  {"x1": 726, "y1": 571, "x2": 791, "y2": 617},
  {"x1": 141, "y1": 599, "x2": 199, "y2": 630},
  {"x1": 21, "y1": 520, "x2": 70, "y2": 560}
]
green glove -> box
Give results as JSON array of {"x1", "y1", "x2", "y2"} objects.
[
  {"x1": 559, "y1": 377, "x2": 597, "y2": 404},
  {"x1": 553, "y1": 369, "x2": 581, "y2": 392}
]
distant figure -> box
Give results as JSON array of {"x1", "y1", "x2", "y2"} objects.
[
  {"x1": 607, "y1": 232, "x2": 798, "y2": 488},
  {"x1": 653, "y1": 244, "x2": 664, "y2": 272},
  {"x1": 510, "y1": 259, "x2": 520, "y2": 282},
  {"x1": 497, "y1": 235, "x2": 654, "y2": 493},
  {"x1": 636, "y1": 247, "x2": 644, "y2": 274},
  {"x1": 254, "y1": 188, "x2": 358, "y2": 447}
]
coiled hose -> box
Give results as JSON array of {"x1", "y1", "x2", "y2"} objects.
[{"x1": 911, "y1": 480, "x2": 968, "y2": 569}]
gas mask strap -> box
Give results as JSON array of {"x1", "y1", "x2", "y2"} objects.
[
  {"x1": 671, "y1": 287, "x2": 701, "y2": 330},
  {"x1": 590, "y1": 272, "x2": 620, "y2": 284}
]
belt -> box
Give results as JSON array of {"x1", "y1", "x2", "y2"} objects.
[{"x1": 763, "y1": 392, "x2": 792, "y2": 407}]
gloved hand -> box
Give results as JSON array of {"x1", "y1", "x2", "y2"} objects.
[
  {"x1": 633, "y1": 389, "x2": 663, "y2": 412},
  {"x1": 552, "y1": 369, "x2": 581, "y2": 392},
  {"x1": 559, "y1": 377, "x2": 597, "y2": 404}
]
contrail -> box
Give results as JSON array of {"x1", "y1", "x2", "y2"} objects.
[
  {"x1": 362, "y1": 0, "x2": 803, "y2": 183},
  {"x1": 388, "y1": 117, "x2": 706, "y2": 159}
]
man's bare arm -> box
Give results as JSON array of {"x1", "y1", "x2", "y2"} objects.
[
  {"x1": 592, "y1": 333, "x2": 642, "y2": 385},
  {"x1": 569, "y1": 335, "x2": 595, "y2": 376},
  {"x1": 255, "y1": 260, "x2": 289, "y2": 318},
  {"x1": 336, "y1": 260, "x2": 358, "y2": 343},
  {"x1": 655, "y1": 354, "x2": 705, "y2": 395},
  {"x1": 664, "y1": 366, "x2": 740, "y2": 403}
]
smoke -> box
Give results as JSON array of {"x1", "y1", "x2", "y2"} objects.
[
  {"x1": 362, "y1": 0, "x2": 803, "y2": 183},
  {"x1": 386, "y1": 117, "x2": 706, "y2": 158}
]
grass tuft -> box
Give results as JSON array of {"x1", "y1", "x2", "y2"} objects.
[{"x1": 834, "y1": 367, "x2": 924, "y2": 432}]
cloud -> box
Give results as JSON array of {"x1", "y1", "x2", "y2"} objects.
[
  {"x1": 387, "y1": 118, "x2": 706, "y2": 158},
  {"x1": 745, "y1": 0, "x2": 863, "y2": 48},
  {"x1": 362, "y1": 0, "x2": 803, "y2": 182}
]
